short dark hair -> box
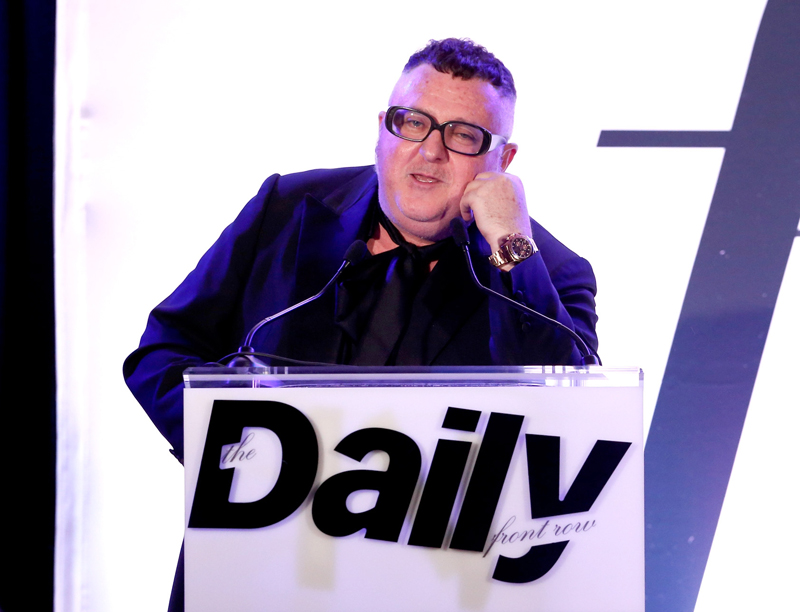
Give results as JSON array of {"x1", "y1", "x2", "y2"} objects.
[{"x1": 404, "y1": 38, "x2": 516, "y2": 99}]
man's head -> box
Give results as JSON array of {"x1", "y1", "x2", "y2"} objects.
[{"x1": 376, "y1": 38, "x2": 518, "y2": 244}]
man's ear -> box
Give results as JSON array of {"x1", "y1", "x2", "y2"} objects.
[
  {"x1": 499, "y1": 143, "x2": 518, "y2": 171},
  {"x1": 378, "y1": 111, "x2": 386, "y2": 131}
]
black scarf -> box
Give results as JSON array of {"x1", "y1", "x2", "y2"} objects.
[{"x1": 334, "y1": 207, "x2": 453, "y2": 365}]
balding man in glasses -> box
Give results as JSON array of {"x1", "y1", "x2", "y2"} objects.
[{"x1": 124, "y1": 36, "x2": 599, "y2": 612}]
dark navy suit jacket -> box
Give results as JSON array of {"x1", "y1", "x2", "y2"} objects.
[{"x1": 124, "y1": 165, "x2": 598, "y2": 461}]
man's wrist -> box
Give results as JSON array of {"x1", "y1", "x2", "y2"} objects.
[{"x1": 488, "y1": 233, "x2": 538, "y2": 269}]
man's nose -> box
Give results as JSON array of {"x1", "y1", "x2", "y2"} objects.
[{"x1": 419, "y1": 128, "x2": 448, "y2": 162}]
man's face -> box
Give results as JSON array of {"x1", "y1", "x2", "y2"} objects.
[{"x1": 375, "y1": 64, "x2": 516, "y2": 244}]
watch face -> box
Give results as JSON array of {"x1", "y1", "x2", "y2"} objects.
[{"x1": 509, "y1": 236, "x2": 534, "y2": 260}]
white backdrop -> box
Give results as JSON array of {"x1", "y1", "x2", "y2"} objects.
[{"x1": 54, "y1": 0, "x2": 798, "y2": 610}]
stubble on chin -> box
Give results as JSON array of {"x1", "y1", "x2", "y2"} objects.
[{"x1": 375, "y1": 184, "x2": 445, "y2": 245}]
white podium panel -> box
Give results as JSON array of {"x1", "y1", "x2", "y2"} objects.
[{"x1": 184, "y1": 367, "x2": 643, "y2": 612}]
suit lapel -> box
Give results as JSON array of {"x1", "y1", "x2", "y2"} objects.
[
  {"x1": 294, "y1": 168, "x2": 378, "y2": 287},
  {"x1": 283, "y1": 169, "x2": 377, "y2": 363}
]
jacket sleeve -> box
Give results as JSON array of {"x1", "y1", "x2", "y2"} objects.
[
  {"x1": 122, "y1": 174, "x2": 280, "y2": 462},
  {"x1": 483, "y1": 221, "x2": 599, "y2": 366}
]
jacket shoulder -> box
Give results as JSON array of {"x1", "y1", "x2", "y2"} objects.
[{"x1": 267, "y1": 165, "x2": 376, "y2": 207}]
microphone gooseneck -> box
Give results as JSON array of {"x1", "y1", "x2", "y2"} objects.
[
  {"x1": 227, "y1": 240, "x2": 369, "y2": 366},
  {"x1": 449, "y1": 218, "x2": 600, "y2": 366}
]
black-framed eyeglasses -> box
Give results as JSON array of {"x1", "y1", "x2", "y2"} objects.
[{"x1": 384, "y1": 106, "x2": 508, "y2": 156}]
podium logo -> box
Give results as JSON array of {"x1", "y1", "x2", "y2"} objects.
[{"x1": 189, "y1": 400, "x2": 631, "y2": 584}]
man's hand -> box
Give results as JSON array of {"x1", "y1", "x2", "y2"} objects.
[{"x1": 459, "y1": 172, "x2": 532, "y2": 270}]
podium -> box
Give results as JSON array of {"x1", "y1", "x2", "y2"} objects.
[{"x1": 183, "y1": 366, "x2": 643, "y2": 612}]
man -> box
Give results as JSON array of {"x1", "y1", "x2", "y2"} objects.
[
  {"x1": 124, "y1": 37, "x2": 599, "y2": 612},
  {"x1": 124, "y1": 38, "x2": 598, "y2": 464}
]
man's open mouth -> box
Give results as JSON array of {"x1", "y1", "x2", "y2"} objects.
[{"x1": 411, "y1": 173, "x2": 440, "y2": 183}]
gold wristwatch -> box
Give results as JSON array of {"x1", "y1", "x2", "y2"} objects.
[{"x1": 488, "y1": 233, "x2": 538, "y2": 268}]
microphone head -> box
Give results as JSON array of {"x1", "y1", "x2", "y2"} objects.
[
  {"x1": 450, "y1": 217, "x2": 470, "y2": 247},
  {"x1": 343, "y1": 240, "x2": 369, "y2": 265}
]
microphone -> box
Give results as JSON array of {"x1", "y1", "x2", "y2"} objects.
[
  {"x1": 450, "y1": 216, "x2": 471, "y2": 248},
  {"x1": 449, "y1": 218, "x2": 600, "y2": 366},
  {"x1": 225, "y1": 240, "x2": 369, "y2": 366}
]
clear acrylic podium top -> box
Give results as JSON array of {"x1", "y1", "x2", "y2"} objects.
[{"x1": 184, "y1": 365, "x2": 642, "y2": 389}]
